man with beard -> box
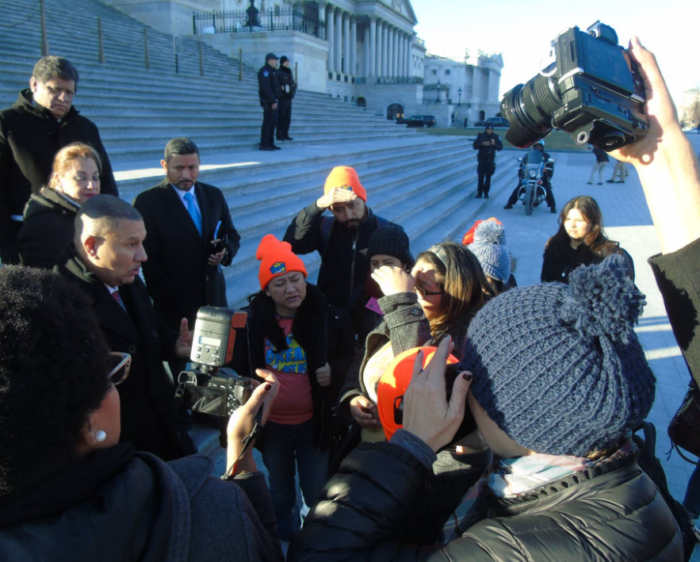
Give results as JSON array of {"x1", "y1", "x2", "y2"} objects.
[
  {"x1": 284, "y1": 166, "x2": 398, "y2": 307},
  {"x1": 0, "y1": 56, "x2": 118, "y2": 264}
]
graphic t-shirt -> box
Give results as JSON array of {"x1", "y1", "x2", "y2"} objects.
[{"x1": 265, "y1": 317, "x2": 313, "y2": 425}]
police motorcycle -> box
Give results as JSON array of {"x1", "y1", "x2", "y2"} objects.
[{"x1": 515, "y1": 149, "x2": 554, "y2": 216}]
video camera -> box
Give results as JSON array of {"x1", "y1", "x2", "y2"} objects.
[
  {"x1": 500, "y1": 21, "x2": 648, "y2": 151},
  {"x1": 175, "y1": 307, "x2": 253, "y2": 422}
]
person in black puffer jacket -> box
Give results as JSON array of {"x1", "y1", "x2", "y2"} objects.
[
  {"x1": 228, "y1": 235, "x2": 356, "y2": 542},
  {"x1": 18, "y1": 142, "x2": 101, "y2": 269},
  {"x1": 288, "y1": 256, "x2": 682, "y2": 562}
]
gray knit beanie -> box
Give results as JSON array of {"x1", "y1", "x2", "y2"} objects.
[
  {"x1": 467, "y1": 221, "x2": 511, "y2": 283},
  {"x1": 367, "y1": 225, "x2": 414, "y2": 268},
  {"x1": 460, "y1": 255, "x2": 655, "y2": 457}
]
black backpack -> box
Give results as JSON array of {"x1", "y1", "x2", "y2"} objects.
[{"x1": 633, "y1": 421, "x2": 700, "y2": 560}]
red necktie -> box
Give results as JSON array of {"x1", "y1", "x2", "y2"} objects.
[{"x1": 112, "y1": 290, "x2": 126, "y2": 311}]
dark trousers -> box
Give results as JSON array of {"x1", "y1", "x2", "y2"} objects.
[
  {"x1": 260, "y1": 101, "x2": 278, "y2": 148},
  {"x1": 507, "y1": 180, "x2": 556, "y2": 209},
  {"x1": 277, "y1": 98, "x2": 292, "y2": 140},
  {"x1": 261, "y1": 419, "x2": 330, "y2": 541},
  {"x1": 477, "y1": 160, "x2": 496, "y2": 195}
]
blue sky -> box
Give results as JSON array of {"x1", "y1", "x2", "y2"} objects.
[{"x1": 411, "y1": 0, "x2": 699, "y2": 107}]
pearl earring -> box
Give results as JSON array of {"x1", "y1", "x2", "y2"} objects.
[{"x1": 95, "y1": 430, "x2": 107, "y2": 443}]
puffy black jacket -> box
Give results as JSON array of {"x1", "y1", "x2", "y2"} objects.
[
  {"x1": 288, "y1": 442, "x2": 683, "y2": 561},
  {"x1": 276, "y1": 65, "x2": 297, "y2": 100},
  {"x1": 283, "y1": 203, "x2": 397, "y2": 307},
  {"x1": 228, "y1": 284, "x2": 357, "y2": 451},
  {"x1": 0, "y1": 90, "x2": 117, "y2": 263},
  {"x1": 472, "y1": 132, "x2": 503, "y2": 162},
  {"x1": 17, "y1": 187, "x2": 78, "y2": 269},
  {"x1": 541, "y1": 241, "x2": 635, "y2": 284}
]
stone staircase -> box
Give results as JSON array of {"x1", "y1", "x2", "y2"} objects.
[{"x1": 0, "y1": 0, "x2": 520, "y2": 310}]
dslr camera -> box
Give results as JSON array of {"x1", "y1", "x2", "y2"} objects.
[
  {"x1": 175, "y1": 307, "x2": 253, "y2": 422},
  {"x1": 501, "y1": 21, "x2": 647, "y2": 151}
]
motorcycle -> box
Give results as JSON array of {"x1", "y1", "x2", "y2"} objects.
[{"x1": 515, "y1": 149, "x2": 554, "y2": 215}]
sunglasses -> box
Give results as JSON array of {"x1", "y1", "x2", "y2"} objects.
[
  {"x1": 413, "y1": 286, "x2": 444, "y2": 300},
  {"x1": 108, "y1": 352, "x2": 132, "y2": 386}
]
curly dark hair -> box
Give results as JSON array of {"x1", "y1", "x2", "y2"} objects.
[{"x1": 0, "y1": 267, "x2": 110, "y2": 497}]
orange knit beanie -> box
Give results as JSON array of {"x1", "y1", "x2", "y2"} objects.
[
  {"x1": 256, "y1": 234, "x2": 307, "y2": 289},
  {"x1": 323, "y1": 166, "x2": 367, "y2": 202}
]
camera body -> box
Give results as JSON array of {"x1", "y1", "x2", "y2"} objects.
[
  {"x1": 501, "y1": 22, "x2": 647, "y2": 151},
  {"x1": 176, "y1": 307, "x2": 253, "y2": 422}
]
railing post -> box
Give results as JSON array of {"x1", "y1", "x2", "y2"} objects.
[
  {"x1": 192, "y1": 13, "x2": 196, "y2": 35},
  {"x1": 239, "y1": 47, "x2": 243, "y2": 82},
  {"x1": 199, "y1": 42, "x2": 204, "y2": 76},
  {"x1": 144, "y1": 29, "x2": 150, "y2": 69},
  {"x1": 97, "y1": 18, "x2": 105, "y2": 64},
  {"x1": 295, "y1": 61, "x2": 298, "y2": 86},
  {"x1": 39, "y1": 0, "x2": 49, "y2": 56},
  {"x1": 175, "y1": 54, "x2": 179, "y2": 74}
]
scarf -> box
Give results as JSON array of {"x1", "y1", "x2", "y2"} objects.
[
  {"x1": 440, "y1": 440, "x2": 636, "y2": 542},
  {"x1": 0, "y1": 443, "x2": 135, "y2": 529}
]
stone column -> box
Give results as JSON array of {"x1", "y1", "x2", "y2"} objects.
[
  {"x1": 369, "y1": 17, "x2": 377, "y2": 77},
  {"x1": 393, "y1": 30, "x2": 399, "y2": 78},
  {"x1": 363, "y1": 25, "x2": 370, "y2": 78},
  {"x1": 397, "y1": 32, "x2": 403, "y2": 79},
  {"x1": 326, "y1": 5, "x2": 334, "y2": 73},
  {"x1": 350, "y1": 17, "x2": 357, "y2": 76},
  {"x1": 381, "y1": 22, "x2": 388, "y2": 77},
  {"x1": 343, "y1": 13, "x2": 350, "y2": 75},
  {"x1": 406, "y1": 35, "x2": 412, "y2": 77},
  {"x1": 386, "y1": 26, "x2": 393, "y2": 78},
  {"x1": 334, "y1": 9, "x2": 343, "y2": 75},
  {"x1": 318, "y1": 1, "x2": 326, "y2": 40}
]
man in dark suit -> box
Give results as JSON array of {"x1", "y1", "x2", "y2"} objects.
[
  {"x1": 0, "y1": 56, "x2": 118, "y2": 264},
  {"x1": 133, "y1": 137, "x2": 241, "y2": 333},
  {"x1": 54, "y1": 195, "x2": 192, "y2": 460}
]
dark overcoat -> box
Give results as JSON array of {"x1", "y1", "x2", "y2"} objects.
[
  {"x1": 55, "y1": 243, "x2": 186, "y2": 460},
  {"x1": 133, "y1": 178, "x2": 241, "y2": 329}
]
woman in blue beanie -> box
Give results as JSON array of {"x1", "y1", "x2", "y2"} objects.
[{"x1": 288, "y1": 255, "x2": 681, "y2": 561}]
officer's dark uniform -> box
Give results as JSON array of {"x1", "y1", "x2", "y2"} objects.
[
  {"x1": 472, "y1": 127, "x2": 503, "y2": 197},
  {"x1": 276, "y1": 56, "x2": 297, "y2": 142},
  {"x1": 505, "y1": 145, "x2": 556, "y2": 212},
  {"x1": 258, "y1": 53, "x2": 282, "y2": 151}
]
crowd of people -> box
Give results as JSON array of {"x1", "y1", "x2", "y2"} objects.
[{"x1": 0, "y1": 36, "x2": 699, "y2": 562}]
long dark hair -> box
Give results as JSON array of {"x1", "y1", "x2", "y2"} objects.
[
  {"x1": 544, "y1": 196, "x2": 620, "y2": 261},
  {"x1": 416, "y1": 242, "x2": 494, "y2": 338}
]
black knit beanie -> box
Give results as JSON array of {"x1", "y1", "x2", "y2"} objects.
[
  {"x1": 367, "y1": 225, "x2": 414, "y2": 268},
  {"x1": 460, "y1": 255, "x2": 655, "y2": 457}
]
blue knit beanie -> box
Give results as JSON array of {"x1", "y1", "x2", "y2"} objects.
[
  {"x1": 467, "y1": 221, "x2": 511, "y2": 283},
  {"x1": 460, "y1": 255, "x2": 655, "y2": 457}
]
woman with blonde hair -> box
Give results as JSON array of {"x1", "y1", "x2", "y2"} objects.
[{"x1": 18, "y1": 142, "x2": 102, "y2": 268}]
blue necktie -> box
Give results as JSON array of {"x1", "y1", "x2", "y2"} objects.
[{"x1": 183, "y1": 192, "x2": 202, "y2": 235}]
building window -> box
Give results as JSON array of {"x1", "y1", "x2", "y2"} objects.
[
  {"x1": 274, "y1": 5, "x2": 280, "y2": 16},
  {"x1": 445, "y1": 70, "x2": 451, "y2": 75},
  {"x1": 431, "y1": 69, "x2": 437, "y2": 76}
]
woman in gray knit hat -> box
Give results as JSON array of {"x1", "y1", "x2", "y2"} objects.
[{"x1": 466, "y1": 220, "x2": 517, "y2": 294}]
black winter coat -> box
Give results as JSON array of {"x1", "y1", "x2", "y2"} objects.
[
  {"x1": 541, "y1": 241, "x2": 635, "y2": 284},
  {"x1": 258, "y1": 64, "x2": 282, "y2": 104},
  {"x1": 0, "y1": 90, "x2": 117, "y2": 264},
  {"x1": 0, "y1": 447, "x2": 283, "y2": 562},
  {"x1": 283, "y1": 203, "x2": 397, "y2": 307},
  {"x1": 276, "y1": 65, "x2": 297, "y2": 100},
  {"x1": 18, "y1": 187, "x2": 78, "y2": 269},
  {"x1": 54, "y1": 243, "x2": 186, "y2": 460},
  {"x1": 229, "y1": 284, "x2": 357, "y2": 451},
  {"x1": 133, "y1": 179, "x2": 241, "y2": 330},
  {"x1": 472, "y1": 132, "x2": 503, "y2": 162},
  {"x1": 649, "y1": 237, "x2": 700, "y2": 387},
  {"x1": 288, "y1": 442, "x2": 682, "y2": 561}
]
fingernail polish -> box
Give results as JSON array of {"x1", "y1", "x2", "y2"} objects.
[
  {"x1": 462, "y1": 373, "x2": 473, "y2": 382},
  {"x1": 265, "y1": 384, "x2": 272, "y2": 391}
]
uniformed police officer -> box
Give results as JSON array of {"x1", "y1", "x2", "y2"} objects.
[{"x1": 258, "y1": 53, "x2": 282, "y2": 152}]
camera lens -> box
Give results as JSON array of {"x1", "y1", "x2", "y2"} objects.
[{"x1": 501, "y1": 72, "x2": 562, "y2": 148}]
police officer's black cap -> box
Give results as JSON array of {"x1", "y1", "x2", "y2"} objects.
[
  {"x1": 280, "y1": 56, "x2": 289, "y2": 65},
  {"x1": 265, "y1": 53, "x2": 279, "y2": 62}
]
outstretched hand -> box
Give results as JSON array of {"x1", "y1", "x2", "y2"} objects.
[
  {"x1": 402, "y1": 338, "x2": 473, "y2": 452},
  {"x1": 175, "y1": 318, "x2": 193, "y2": 358}
]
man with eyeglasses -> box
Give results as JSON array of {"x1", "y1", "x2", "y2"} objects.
[
  {"x1": 283, "y1": 166, "x2": 401, "y2": 308},
  {"x1": 0, "y1": 56, "x2": 118, "y2": 265},
  {"x1": 55, "y1": 194, "x2": 192, "y2": 461}
]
